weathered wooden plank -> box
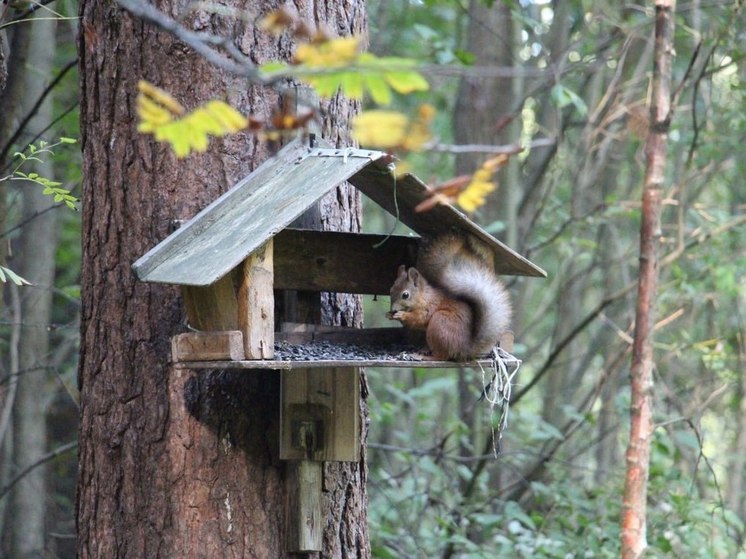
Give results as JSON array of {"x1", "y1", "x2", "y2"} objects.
[
  {"x1": 174, "y1": 356, "x2": 521, "y2": 370},
  {"x1": 237, "y1": 241, "x2": 274, "y2": 359},
  {"x1": 274, "y1": 229, "x2": 418, "y2": 294},
  {"x1": 348, "y1": 162, "x2": 547, "y2": 278},
  {"x1": 171, "y1": 331, "x2": 245, "y2": 362},
  {"x1": 280, "y1": 367, "x2": 360, "y2": 462},
  {"x1": 132, "y1": 140, "x2": 386, "y2": 286},
  {"x1": 286, "y1": 461, "x2": 322, "y2": 552},
  {"x1": 181, "y1": 273, "x2": 238, "y2": 331}
]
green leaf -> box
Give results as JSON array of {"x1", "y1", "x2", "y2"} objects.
[
  {"x1": 550, "y1": 84, "x2": 588, "y2": 116},
  {"x1": 364, "y1": 74, "x2": 392, "y2": 105},
  {"x1": 0, "y1": 266, "x2": 32, "y2": 286},
  {"x1": 339, "y1": 71, "x2": 365, "y2": 100},
  {"x1": 257, "y1": 61, "x2": 290, "y2": 78},
  {"x1": 59, "y1": 137, "x2": 77, "y2": 144},
  {"x1": 454, "y1": 49, "x2": 476, "y2": 65}
]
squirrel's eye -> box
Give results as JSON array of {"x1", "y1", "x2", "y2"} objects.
[{"x1": 401, "y1": 291, "x2": 410, "y2": 300}]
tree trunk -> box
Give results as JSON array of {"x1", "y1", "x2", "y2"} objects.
[
  {"x1": 621, "y1": 2, "x2": 675, "y2": 557},
  {"x1": 76, "y1": 1, "x2": 368, "y2": 557},
  {"x1": 450, "y1": 0, "x2": 517, "y2": 485}
]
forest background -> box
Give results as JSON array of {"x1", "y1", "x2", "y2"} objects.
[{"x1": 0, "y1": 0, "x2": 744, "y2": 557}]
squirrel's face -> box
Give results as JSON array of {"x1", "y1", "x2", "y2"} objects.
[{"x1": 388, "y1": 265, "x2": 420, "y2": 318}]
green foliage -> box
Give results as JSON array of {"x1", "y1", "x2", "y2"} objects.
[
  {"x1": 260, "y1": 53, "x2": 429, "y2": 105},
  {"x1": 365, "y1": 1, "x2": 746, "y2": 557},
  {"x1": 7, "y1": 138, "x2": 79, "y2": 210}
]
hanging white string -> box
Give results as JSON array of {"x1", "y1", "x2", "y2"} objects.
[{"x1": 479, "y1": 347, "x2": 521, "y2": 458}]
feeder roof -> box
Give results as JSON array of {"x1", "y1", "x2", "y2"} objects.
[{"x1": 133, "y1": 138, "x2": 546, "y2": 286}]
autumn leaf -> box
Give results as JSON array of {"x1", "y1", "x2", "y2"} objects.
[
  {"x1": 415, "y1": 153, "x2": 514, "y2": 213},
  {"x1": 258, "y1": 7, "x2": 296, "y2": 35},
  {"x1": 352, "y1": 104, "x2": 434, "y2": 151},
  {"x1": 136, "y1": 81, "x2": 249, "y2": 158},
  {"x1": 259, "y1": 44, "x2": 428, "y2": 104},
  {"x1": 295, "y1": 36, "x2": 360, "y2": 66}
]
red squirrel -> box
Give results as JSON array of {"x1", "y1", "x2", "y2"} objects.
[{"x1": 387, "y1": 233, "x2": 511, "y2": 361}]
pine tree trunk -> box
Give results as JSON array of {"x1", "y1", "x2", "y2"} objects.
[{"x1": 76, "y1": 1, "x2": 368, "y2": 557}]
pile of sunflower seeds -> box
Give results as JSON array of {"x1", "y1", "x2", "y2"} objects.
[{"x1": 273, "y1": 340, "x2": 421, "y2": 362}]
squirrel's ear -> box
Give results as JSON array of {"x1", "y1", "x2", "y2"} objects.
[
  {"x1": 407, "y1": 267, "x2": 421, "y2": 284},
  {"x1": 396, "y1": 264, "x2": 407, "y2": 277}
]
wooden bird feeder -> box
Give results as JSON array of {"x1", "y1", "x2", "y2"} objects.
[{"x1": 132, "y1": 136, "x2": 545, "y2": 552}]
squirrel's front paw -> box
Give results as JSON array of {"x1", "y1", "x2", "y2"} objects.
[{"x1": 387, "y1": 310, "x2": 402, "y2": 320}]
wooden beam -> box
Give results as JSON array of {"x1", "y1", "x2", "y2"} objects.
[
  {"x1": 286, "y1": 461, "x2": 322, "y2": 552},
  {"x1": 274, "y1": 229, "x2": 418, "y2": 295},
  {"x1": 237, "y1": 240, "x2": 274, "y2": 359},
  {"x1": 277, "y1": 323, "x2": 419, "y2": 346},
  {"x1": 280, "y1": 367, "x2": 360, "y2": 462},
  {"x1": 176, "y1": 357, "x2": 521, "y2": 370},
  {"x1": 171, "y1": 331, "x2": 245, "y2": 362}
]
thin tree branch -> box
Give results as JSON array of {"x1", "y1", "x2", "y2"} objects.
[
  {"x1": 427, "y1": 138, "x2": 555, "y2": 155},
  {"x1": 510, "y1": 284, "x2": 631, "y2": 405},
  {"x1": 0, "y1": 58, "x2": 77, "y2": 166},
  {"x1": 115, "y1": 0, "x2": 262, "y2": 79},
  {"x1": 0, "y1": 441, "x2": 77, "y2": 501},
  {"x1": 0, "y1": 190, "x2": 78, "y2": 240},
  {"x1": 9, "y1": 0, "x2": 60, "y2": 23}
]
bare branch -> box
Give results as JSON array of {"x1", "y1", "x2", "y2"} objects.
[
  {"x1": 0, "y1": 58, "x2": 77, "y2": 167},
  {"x1": 115, "y1": 0, "x2": 264, "y2": 80},
  {"x1": 427, "y1": 137, "x2": 555, "y2": 155},
  {"x1": 0, "y1": 441, "x2": 77, "y2": 501}
]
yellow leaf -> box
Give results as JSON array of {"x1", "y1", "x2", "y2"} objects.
[
  {"x1": 204, "y1": 101, "x2": 249, "y2": 132},
  {"x1": 136, "y1": 82, "x2": 249, "y2": 158},
  {"x1": 137, "y1": 80, "x2": 184, "y2": 115},
  {"x1": 295, "y1": 36, "x2": 360, "y2": 67},
  {"x1": 352, "y1": 105, "x2": 433, "y2": 151},
  {"x1": 457, "y1": 179, "x2": 496, "y2": 213},
  {"x1": 456, "y1": 156, "x2": 502, "y2": 213},
  {"x1": 352, "y1": 111, "x2": 409, "y2": 148}
]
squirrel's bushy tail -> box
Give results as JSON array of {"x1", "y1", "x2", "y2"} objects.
[
  {"x1": 441, "y1": 259, "x2": 511, "y2": 356},
  {"x1": 419, "y1": 234, "x2": 512, "y2": 357}
]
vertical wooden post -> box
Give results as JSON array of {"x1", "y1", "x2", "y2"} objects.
[
  {"x1": 280, "y1": 367, "x2": 360, "y2": 462},
  {"x1": 282, "y1": 366, "x2": 359, "y2": 553},
  {"x1": 286, "y1": 461, "x2": 322, "y2": 552},
  {"x1": 237, "y1": 239, "x2": 274, "y2": 359}
]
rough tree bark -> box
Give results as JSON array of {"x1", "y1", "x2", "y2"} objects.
[
  {"x1": 620, "y1": 2, "x2": 675, "y2": 557},
  {"x1": 76, "y1": 1, "x2": 368, "y2": 557}
]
